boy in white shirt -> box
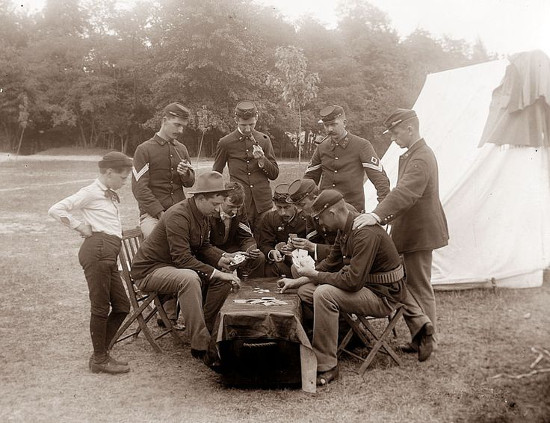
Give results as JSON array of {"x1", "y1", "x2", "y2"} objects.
[{"x1": 49, "y1": 152, "x2": 133, "y2": 374}]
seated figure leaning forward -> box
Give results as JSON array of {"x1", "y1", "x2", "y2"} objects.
[
  {"x1": 130, "y1": 171, "x2": 240, "y2": 364},
  {"x1": 279, "y1": 189, "x2": 434, "y2": 386}
]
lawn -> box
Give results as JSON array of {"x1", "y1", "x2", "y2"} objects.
[{"x1": 1, "y1": 157, "x2": 549, "y2": 423}]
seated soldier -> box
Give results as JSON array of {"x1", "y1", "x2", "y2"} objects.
[
  {"x1": 209, "y1": 181, "x2": 265, "y2": 279},
  {"x1": 286, "y1": 178, "x2": 357, "y2": 265},
  {"x1": 257, "y1": 183, "x2": 306, "y2": 278},
  {"x1": 279, "y1": 190, "x2": 434, "y2": 386},
  {"x1": 131, "y1": 171, "x2": 240, "y2": 363}
]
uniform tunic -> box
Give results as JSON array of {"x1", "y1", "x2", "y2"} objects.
[
  {"x1": 304, "y1": 132, "x2": 390, "y2": 212},
  {"x1": 132, "y1": 134, "x2": 195, "y2": 218},
  {"x1": 213, "y1": 129, "x2": 279, "y2": 215}
]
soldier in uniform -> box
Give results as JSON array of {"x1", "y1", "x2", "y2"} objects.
[
  {"x1": 279, "y1": 190, "x2": 434, "y2": 386},
  {"x1": 354, "y1": 108, "x2": 449, "y2": 353},
  {"x1": 213, "y1": 101, "x2": 279, "y2": 231},
  {"x1": 209, "y1": 181, "x2": 265, "y2": 279},
  {"x1": 132, "y1": 102, "x2": 195, "y2": 329},
  {"x1": 304, "y1": 105, "x2": 390, "y2": 212},
  {"x1": 131, "y1": 171, "x2": 240, "y2": 363},
  {"x1": 286, "y1": 178, "x2": 357, "y2": 264},
  {"x1": 257, "y1": 183, "x2": 306, "y2": 278}
]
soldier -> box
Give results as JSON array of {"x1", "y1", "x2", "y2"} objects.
[
  {"x1": 354, "y1": 108, "x2": 449, "y2": 353},
  {"x1": 132, "y1": 102, "x2": 195, "y2": 329},
  {"x1": 209, "y1": 181, "x2": 265, "y2": 279},
  {"x1": 213, "y1": 101, "x2": 279, "y2": 231},
  {"x1": 304, "y1": 105, "x2": 390, "y2": 212},
  {"x1": 257, "y1": 183, "x2": 306, "y2": 278}
]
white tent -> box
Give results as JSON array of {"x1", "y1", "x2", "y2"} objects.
[{"x1": 364, "y1": 51, "x2": 550, "y2": 289}]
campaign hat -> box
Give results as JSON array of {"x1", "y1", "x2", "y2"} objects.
[
  {"x1": 272, "y1": 183, "x2": 291, "y2": 204},
  {"x1": 234, "y1": 101, "x2": 258, "y2": 119},
  {"x1": 98, "y1": 151, "x2": 133, "y2": 169},
  {"x1": 163, "y1": 102, "x2": 191, "y2": 120},
  {"x1": 188, "y1": 171, "x2": 229, "y2": 195},
  {"x1": 383, "y1": 108, "x2": 417, "y2": 134},
  {"x1": 319, "y1": 105, "x2": 345, "y2": 124},
  {"x1": 310, "y1": 189, "x2": 343, "y2": 218},
  {"x1": 287, "y1": 179, "x2": 318, "y2": 203}
]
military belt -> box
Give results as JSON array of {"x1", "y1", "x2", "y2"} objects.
[{"x1": 366, "y1": 264, "x2": 404, "y2": 285}]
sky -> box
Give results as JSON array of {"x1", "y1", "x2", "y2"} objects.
[{"x1": 11, "y1": 0, "x2": 550, "y2": 57}]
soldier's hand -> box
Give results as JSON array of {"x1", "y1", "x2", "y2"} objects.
[
  {"x1": 268, "y1": 249, "x2": 283, "y2": 262},
  {"x1": 245, "y1": 247, "x2": 261, "y2": 259},
  {"x1": 290, "y1": 237, "x2": 315, "y2": 252},
  {"x1": 218, "y1": 256, "x2": 233, "y2": 272},
  {"x1": 177, "y1": 160, "x2": 193, "y2": 176},
  {"x1": 76, "y1": 223, "x2": 93, "y2": 238},
  {"x1": 277, "y1": 278, "x2": 299, "y2": 293},
  {"x1": 296, "y1": 267, "x2": 318, "y2": 278},
  {"x1": 353, "y1": 213, "x2": 378, "y2": 229}
]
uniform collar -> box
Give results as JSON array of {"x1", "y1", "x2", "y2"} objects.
[
  {"x1": 154, "y1": 133, "x2": 176, "y2": 146},
  {"x1": 188, "y1": 197, "x2": 208, "y2": 223},
  {"x1": 400, "y1": 138, "x2": 426, "y2": 159},
  {"x1": 343, "y1": 210, "x2": 360, "y2": 236},
  {"x1": 330, "y1": 132, "x2": 349, "y2": 149}
]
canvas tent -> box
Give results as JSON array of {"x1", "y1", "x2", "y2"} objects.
[{"x1": 364, "y1": 50, "x2": 550, "y2": 289}]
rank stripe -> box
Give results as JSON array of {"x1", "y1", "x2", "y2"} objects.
[
  {"x1": 363, "y1": 162, "x2": 384, "y2": 172},
  {"x1": 306, "y1": 230, "x2": 318, "y2": 240},
  {"x1": 133, "y1": 163, "x2": 150, "y2": 181},
  {"x1": 238, "y1": 222, "x2": 253, "y2": 236},
  {"x1": 305, "y1": 164, "x2": 321, "y2": 173}
]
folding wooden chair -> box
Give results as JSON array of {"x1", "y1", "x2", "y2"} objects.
[
  {"x1": 337, "y1": 305, "x2": 404, "y2": 375},
  {"x1": 109, "y1": 227, "x2": 183, "y2": 353}
]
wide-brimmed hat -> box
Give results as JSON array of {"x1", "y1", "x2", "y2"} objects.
[{"x1": 188, "y1": 171, "x2": 229, "y2": 195}]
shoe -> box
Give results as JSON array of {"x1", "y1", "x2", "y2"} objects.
[
  {"x1": 316, "y1": 365, "x2": 339, "y2": 386},
  {"x1": 90, "y1": 357, "x2": 130, "y2": 374},
  {"x1": 157, "y1": 318, "x2": 186, "y2": 331},
  {"x1": 191, "y1": 349, "x2": 207, "y2": 360},
  {"x1": 108, "y1": 355, "x2": 129, "y2": 366},
  {"x1": 398, "y1": 342, "x2": 418, "y2": 354},
  {"x1": 417, "y1": 323, "x2": 434, "y2": 362}
]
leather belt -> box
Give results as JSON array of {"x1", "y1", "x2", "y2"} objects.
[{"x1": 366, "y1": 264, "x2": 404, "y2": 285}]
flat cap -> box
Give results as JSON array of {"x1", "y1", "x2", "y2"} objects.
[
  {"x1": 234, "y1": 101, "x2": 258, "y2": 119},
  {"x1": 163, "y1": 102, "x2": 190, "y2": 119},
  {"x1": 188, "y1": 171, "x2": 229, "y2": 195},
  {"x1": 98, "y1": 151, "x2": 133, "y2": 169},
  {"x1": 319, "y1": 105, "x2": 345, "y2": 123},
  {"x1": 272, "y1": 183, "x2": 290, "y2": 204},
  {"x1": 310, "y1": 189, "x2": 343, "y2": 218},
  {"x1": 383, "y1": 108, "x2": 417, "y2": 134},
  {"x1": 287, "y1": 179, "x2": 318, "y2": 203}
]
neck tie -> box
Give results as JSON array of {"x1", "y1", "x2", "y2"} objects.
[{"x1": 105, "y1": 189, "x2": 120, "y2": 203}]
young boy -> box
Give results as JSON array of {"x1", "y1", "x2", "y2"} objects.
[{"x1": 49, "y1": 152, "x2": 133, "y2": 374}]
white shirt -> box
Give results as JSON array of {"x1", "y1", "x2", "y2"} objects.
[{"x1": 48, "y1": 179, "x2": 123, "y2": 238}]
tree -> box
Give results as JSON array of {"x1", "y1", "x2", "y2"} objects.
[{"x1": 273, "y1": 45, "x2": 319, "y2": 163}]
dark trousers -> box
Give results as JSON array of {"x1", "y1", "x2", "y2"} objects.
[{"x1": 78, "y1": 233, "x2": 130, "y2": 362}]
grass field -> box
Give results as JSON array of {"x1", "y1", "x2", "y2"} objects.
[{"x1": 1, "y1": 157, "x2": 549, "y2": 423}]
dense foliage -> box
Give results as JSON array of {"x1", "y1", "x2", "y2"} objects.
[{"x1": 0, "y1": 0, "x2": 496, "y2": 157}]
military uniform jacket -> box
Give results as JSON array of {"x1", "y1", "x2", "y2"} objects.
[
  {"x1": 208, "y1": 208, "x2": 256, "y2": 252},
  {"x1": 306, "y1": 202, "x2": 357, "y2": 262},
  {"x1": 304, "y1": 132, "x2": 390, "y2": 212},
  {"x1": 257, "y1": 210, "x2": 307, "y2": 258},
  {"x1": 372, "y1": 139, "x2": 449, "y2": 253},
  {"x1": 316, "y1": 212, "x2": 405, "y2": 302},
  {"x1": 132, "y1": 134, "x2": 195, "y2": 218},
  {"x1": 131, "y1": 197, "x2": 223, "y2": 283},
  {"x1": 213, "y1": 129, "x2": 279, "y2": 214}
]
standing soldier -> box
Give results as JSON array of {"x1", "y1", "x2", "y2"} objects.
[
  {"x1": 304, "y1": 105, "x2": 390, "y2": 212},
  {"x1": 132, "y1": 102, "x2": 195, "y2": 329},
  {"x1": 213, "y1": 101, "x2": 279, "y2": 231}
]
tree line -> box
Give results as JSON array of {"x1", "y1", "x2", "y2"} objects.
[{"x1": 0, "y1": 0, "x2": 497, "y2": 158}]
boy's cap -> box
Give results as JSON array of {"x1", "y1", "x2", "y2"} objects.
[
  {"x1": 98, "y1": 151, "x2": 133, "y2": 169},
  {"x1": 163, "y1": 102, "x2": 190, "y2": 119}
]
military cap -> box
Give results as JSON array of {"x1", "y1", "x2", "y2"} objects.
[
  {"x1": 310, "y1": 189, "x2": 343, "y2": 218},
  {"x1": 188, "y1": 171, "x2": 229, "y2": 195},
  {"x1": 234, "y1": 101, "x2": 258, "y2": 118},
  {"x1": 272, "y1": 183, "x2": 290, "y2": 204},
  {"x1": 98, "y1": 151, "x2": 133, "y2": 169},
  {"x1": 319, "y1": 105, "x2": 345, "y2": 123},
  {"x1": 383, "y1": 108, "x2": 417, "y2": 134},
  {"x1": 287, "y1": 179, "x2": 318, "y2": 203},
  {"x1": 163, "y1": 102, "x2": 190, "y2": 119}
]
